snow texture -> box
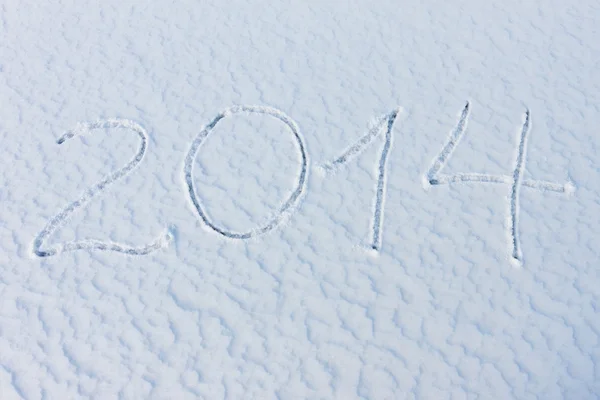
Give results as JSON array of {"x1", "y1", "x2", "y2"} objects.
[{"x1": 1, "y1": 1, "x2": 599, "y2": 399}]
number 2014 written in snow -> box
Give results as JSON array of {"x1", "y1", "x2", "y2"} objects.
[{"x1": 32, "y1": 103, "x2": 574, "y2": 266}]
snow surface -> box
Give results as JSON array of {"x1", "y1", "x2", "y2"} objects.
[{"x1": 1, "y1": 1, "x2": 599, "y2": 398}]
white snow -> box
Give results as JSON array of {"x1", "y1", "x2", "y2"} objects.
[{"x1": 1, "y1": 0, "x2": 599, "y2": 398}]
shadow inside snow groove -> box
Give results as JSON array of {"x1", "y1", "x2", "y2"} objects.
[
  {"x1": 509, "y1": 110, "x2": 530, "y2": 262},
  {"x1": 425, "y1": 102, "x2": 574, "y2": 265},
  {"x1": 183, "y1": 105, "x2": 309, "y2": 239},
  {"x1": 323, "y1": 109, "x2": 401, "y2": 251},
  {"x1": 32, "y1": 119, "x2": 172, "y2": 258}
]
